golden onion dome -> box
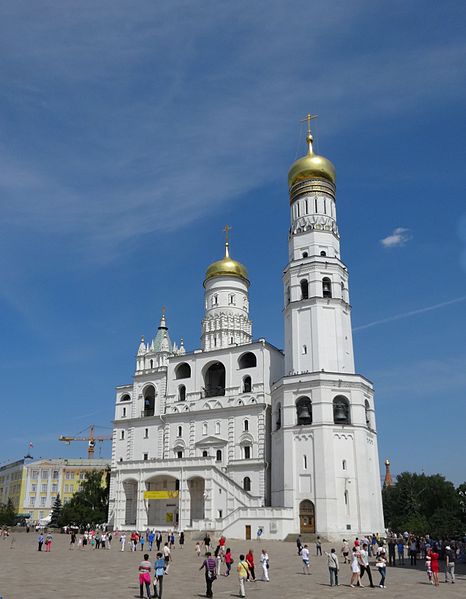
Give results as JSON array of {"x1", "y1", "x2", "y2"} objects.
[
  {"x1": 204, "y1": 242, "x2": 249, "y2": 286},
  {"x1": 288, "y1": 117, "x2": 336, "y2": 188}
]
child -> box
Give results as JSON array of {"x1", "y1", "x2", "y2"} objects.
[
  {"x1": 425, "y1": 553, "x2": 432, "y2": 584},
  {"x1": 195, "y1": 541, "x2": 201, "y2": 557}
]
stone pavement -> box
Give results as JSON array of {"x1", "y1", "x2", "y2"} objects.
[{"x1": 0, "y1": 533, "x2": 464, "y2": 599}]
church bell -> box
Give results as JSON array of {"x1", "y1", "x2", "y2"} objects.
[{"x1": 334, "y1": 404, "x2": 347, "y2": 422}]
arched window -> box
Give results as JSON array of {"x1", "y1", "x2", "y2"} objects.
[
  {"x1": 143, "y1": 385, "x2": 155, "y2": 417},
  {"x1": 243, "y1": 376, "x2": 252, "y2": 393},
  {"x1": 212, "y1": 294, "x2": 218, "y2": 306},
  {"x1": 177, "y1": 450, "x2": 183, "y2": 459},
  {"x1": 216, "y1": 449, "x2": 222, "y2": 462},
  {"x1": 302, "y1": 251, "x2": 308, "y2": 258},
  {"x1": 302, "y1": 345, "x2": 307, "y2": 355},
  {"x1": 296, "y1": 396, "x2": 312, "y2": 425},
  {"x1": 238, "y1": 352, "x2": 257, "y2": 369},
  {"x1": 243, "y1": 476, "x2": 251, "y2": 492},
  {"x1": 202, "y1": 450, "x2": 208, "y2": 457},
  {"x1": 215, "y1": 421, "x2": 220, "y2": 435},
  {"x1": 243, "y1": 445, "x2": 251, "y2": 459},
  {"x1": 276, "y1": 403, "x2": 282, "y2": 430},
  {"x1": 300, "y1": 279, "x2": 309, "y2": 300},
  {"x1": 202, "y1": 422, "x2": 208, "y2": 435},
  {"x1": 228, "y1": 294, "x2": 236, "y2": 305},
  {"x1": 177, "y1": 426, "x2": 182, "y2": 438},
  {"x1": 244, "y1": 419, "x2": 249, "y2": 432},
  {"x1": 333, "y1": 396, "x2": 350, "y2": 425},
  {"x1": 204, "y1": 362, "x2": 226, "y2": 397},
  {"x1": 175, "y1": 363, "x2": 191, "y2": 379},
  {"x1": 342, "y1": 459, "x2": 347, "y2": 470},
  {"x1": 365, "y1": 400, "x2": 371, "y2": 428},
  {"x1": 320, "y1": 250, "x2": 327, "y2": 256},
  {"x1": 120, "y1": 394, "x2": 131, "y2": 402},
  {"x1": 178, "y1": 385, "x2": 186, "y2": 402},
  {"x1": 322, "y1": 277, "x2": 332, "y2": 298},
  {"x1": 150, "y1": 359, "x2": 154, "y2": 369}
]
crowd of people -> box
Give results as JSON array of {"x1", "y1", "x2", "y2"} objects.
[{"x1": 3, "y1": 523, "x2": 464, "y2": 597}]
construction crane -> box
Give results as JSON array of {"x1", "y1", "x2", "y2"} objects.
[{"x1": 59, "y1": 425, "x2": 112, "y2": 459}]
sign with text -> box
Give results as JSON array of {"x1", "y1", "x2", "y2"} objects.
[{"x1": 143, "y1": 490, "x2": 179, "y2": 500}]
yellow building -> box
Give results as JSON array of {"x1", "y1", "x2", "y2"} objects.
[
  {"x1": 21, "y1": 458, "x2": 109, "y2": 522},
  {"x1": 0, "y1": 459, "x2": 28, "y2": 513}
]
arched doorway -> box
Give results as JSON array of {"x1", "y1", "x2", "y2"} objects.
[
  {"x1": 145, "y1": 475, "x2": 179, "y2": 528},
  {"x1": 299, "y1": 499, "x2": 315, "y2": 533},
  {"x1": 188, "y1": 477, "x2": 205, "y2": 524},
  {"x1": 123, "y1": 479, "x2": 138, "y2": 526}
]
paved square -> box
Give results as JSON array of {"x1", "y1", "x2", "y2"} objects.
[{"x1": 0, "y1": 533, "x2": 464, "y2": 599}]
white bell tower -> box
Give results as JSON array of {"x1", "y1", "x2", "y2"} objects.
[
  {"x1": 271, "y1": 115, "x2": 385, "y2": 540},
  {"x1": 284, "y1": 115, "x2": 354, "y2": 375}
]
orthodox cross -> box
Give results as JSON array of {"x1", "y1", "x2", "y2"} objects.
[
  {"x1": 301, "y1": 113, "x2": 318, "y2": 134},
  {"x1": 224, "y1": 224, "x2": 232, "y2": 244}
]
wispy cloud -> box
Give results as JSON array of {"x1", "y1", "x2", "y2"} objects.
[
  {"x1": 380, "y1": 227, "x2": 412, "y2": 248},
  {"x1": 353, "y1": 295, "x2": 466, "y2": 332}
]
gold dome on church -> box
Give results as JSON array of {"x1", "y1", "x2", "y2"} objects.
[
  {"x1": 288, "y1": 115, "x2": 336, "y2": 188},
  {"x1": 204, "y1": 239, "x2": 249, "y2": 286}
]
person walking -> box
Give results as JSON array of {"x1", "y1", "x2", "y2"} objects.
[
  {"x1": 237, "y1": 554, "x2": 250, "y2": 598},
  {"x1": 148, "y1": 531, "x2": 155, "y2": 551},
  {"x1": 325, "y1": 548, "x2": 339, "y2": 586},
  {"x1": 153, "y1": 552, "x2": 166, "y2": 599},
  {"x1": 200, "y1": 551, "x2": 217, "y2": 598},
  {"x1": 140, "y1": 534, "x2": 145, "y2": 552},
  {"x1": 45, "y1": 532, "x2": 53, "y2": 552},
  {"x1": 296, "y1": 535, "x2": 303, "y2": 555},
  {"x1": 301, "y1": 544, "x2": 310, "y2": 575},
  {"x1": 376, "y1": 550, "x2": 387, "y2": 588},
  {"x1": 37, "y1": 532, "x2": 44, "y2": 551},
  {"x1": 358, "y1": 543, "x2": 374, "y2": 587},
  {"x1": 224, "y1": 548, "x2": 233, "y2": 576},
  {"x1": 203, "y1": 533, "x2": 211, "y2": 551},
  {"x1": 350, "y1": 547, "x2": 361, "y2": 588},
  {"x1": 138, "y1": 553, "x2": 152, "y2": 599},
  {"x1": 444, "y1": 545, "x2": 455, "y2": 583},
  {"x1": 120, "y1": 532, "x2": 126, "y2": 552},
  {"x1": 179, "y1": 531, "x2": 185, "y2": 549},
  {"x1": 246, "y1": 549, "x2": 255, "y2": 581},
  {"x1": 260, "y1": 549, "x2": 270, "y2": 581},
  {"x1": 70, "y1": 530, "x2": 76, "y2": 550},
  {"x1": 214, "y1": 545, "x2": 222, "y2": 577},
  {"x1": 156, "y1": 531, "x2": 162, "y2": 552},
  {"x1": 195, "y1": 542, "x2": 201, "y2": 557},
  {"x1": 429, "y1": 547, "x2": 440, "y2": 587},
  {"x1": 163, "y1": 542, "x2": 171, "y2": 574},
  {"x1": 341, "y1": 539, "x2": 350, "y2": 563},
  {"x1": 316, "y1": 536, "x2": 322, "y2": 556},
  {"x1": 387, "y1": 537, "x2": 396, "y2": 566}
]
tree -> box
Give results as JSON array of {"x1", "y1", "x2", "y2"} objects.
[
  {"x1": 0, "y1": 498, "x2": 17, "y2": 526},
  {"x1": 382, "y1": 471, "x2": 464, "y2": 536},
  {"x1": 59, "y1": 469, "x2": 109, "y2": 527},
  {"x1": 49, "y1": 493, "x2": 62, "y2": 528}
]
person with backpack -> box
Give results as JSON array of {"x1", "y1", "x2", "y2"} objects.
[
  {"x1": 237, "y1": 554, "x2": 250, "y2": 597},
  {"x1": 153, "y1": 551, "x2": 166, "y2": 599},
  {"x1": 325, "y1": 548, "x2": 339, "y2": 586},
  {"x1": 200, "y1": 551, "x2": 217, "y2": 598}
]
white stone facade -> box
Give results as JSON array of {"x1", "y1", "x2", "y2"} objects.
[{"x1": 109, "y1": 131, "x2": 385, "y2": 540}]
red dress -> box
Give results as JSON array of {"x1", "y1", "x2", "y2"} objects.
[{"x1": 430, "y1": 552, "x2": 439, "y2": 573}]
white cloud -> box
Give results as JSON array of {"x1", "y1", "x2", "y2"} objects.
[{"x1": 380, "y1": 227, "x2": 412, "y2": 248}]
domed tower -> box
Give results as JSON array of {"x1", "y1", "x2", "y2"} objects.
[
  {"x1": 284, "y1": 114, "x2": 353, "y2": 375},
  {"x1": 271, "y1": 115, "x2": 384, "y2": 540},
  {"x1": 202, "y1": 227, "x2": 252, "y2": 351}
]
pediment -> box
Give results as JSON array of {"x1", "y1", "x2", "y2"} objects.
[{"x1": 195, "y1": 435, "x2": 228, "y2": 447}]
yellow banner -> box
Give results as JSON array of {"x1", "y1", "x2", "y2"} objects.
[{"x1": 144, "y1": 490, "x2": 179, "y2": 500}]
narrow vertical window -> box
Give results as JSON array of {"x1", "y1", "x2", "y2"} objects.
[
  {"x1": 300, "y1": 279, "x2": 309, "y2": 300},
  {"x1": 303, "y1": 455, "x2": 308, "y2": 470},
  {"x1": 314, "y1": 197, "x2": 318, "y2": 212},
  {"x1": 178, "y1": 426, "x2": 182, "y2": 437},
  {"x1": 322, "y1": 277, "x2": 332, "y2": 298}
]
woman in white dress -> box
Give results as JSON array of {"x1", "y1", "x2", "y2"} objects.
[
  {"x1": 260, "y1": 549, "x2": 270, "y2": 581},
  {"x1": 350, "y1": 547, "x2": 361, "y2": 588}
]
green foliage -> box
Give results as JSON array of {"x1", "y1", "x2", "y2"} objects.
[
  {"x1": 0, "y1": 498, "x2": 16, "y2": 526},
  {"x1": 383, "y1": 472, "x2": 465, "y2": 537},
  {"x1": 59, "y1": 469, "x2": 109, "y2": 527},
  {"x1": 49, "y1": 493, "x2": 62, "y2": 528}
]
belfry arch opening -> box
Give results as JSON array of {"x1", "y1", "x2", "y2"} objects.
[
  {"x1": 143, "y1": 385, "x2": 155, "y2": 417},
  {"x1": 203, "y1": 362, "x2": 226, "y2": 397},
  {"x1": 238, "y1": 352, "x2": 257, "y2": 369}
]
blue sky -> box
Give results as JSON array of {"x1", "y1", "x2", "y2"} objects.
[{"x1": 0, "y1": 1, "x2": 465, "y2": 485}]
